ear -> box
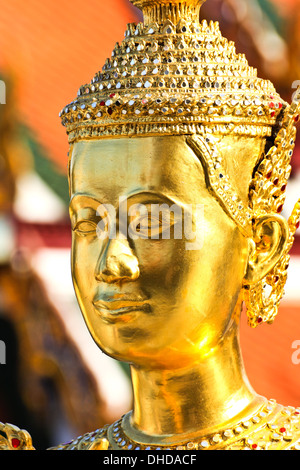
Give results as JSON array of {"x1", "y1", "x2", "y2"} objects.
[{"x1": 244, "y1": 214, "x2": 289, "y2": 285}]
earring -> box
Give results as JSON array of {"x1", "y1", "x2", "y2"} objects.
[
  {"x1": 243, "y1": 200, "x2": 300, "y2": 328},
  {"x1": 244, "y1": 89, "x2": 300, "y2": 327}
]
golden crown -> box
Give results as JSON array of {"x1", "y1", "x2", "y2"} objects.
[{"x1": 60, "y1": 0, "x2": 286, "y2": 143}]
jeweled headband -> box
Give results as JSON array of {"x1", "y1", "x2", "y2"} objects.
[{"x1": 60, "y1": 0, "x2": 286, "y2": 142}]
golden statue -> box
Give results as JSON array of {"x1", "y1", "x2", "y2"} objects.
[{"x1": 1, "y1": 0, "x2": 300, "y2": 451}]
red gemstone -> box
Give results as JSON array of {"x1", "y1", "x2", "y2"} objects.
[
  {"x1": 274, "y1": 276, "x2": 279, "y2": 283},
  {"x1": 277, "y1": 205, "x2": 283, "y2": 213},
  {"x1": 252, "y1": 443, "x2": 258, "y2": 449},
  {"x1": 11, "y1": 438, "x2": 21, "y2": 449},
  {"x1": 281, "y1": 185, "x2": 286, "y2": 192},
  {"x1": 295, "y1": 411, "x2": 300, "y2": 415},
  {"x1": 266, "y1": 171, "x2": 272, "y2": 179},
  {"x1": 296, "y1": 221, "x2": 300, "y2": 229},
  {"x1": 273, "y1": 178, "x2": 279, "y2": 185},
  {"x1": 294, "y1": 115, "x2": 300, "y2": 123},
  {"x1": 279, "y1": 103, "x2": 283, "y2": 109},
  {"x1": 269, "y1": 102, "x2": 275, "y2": 108},
  {"x1": 107, "y1": 107, "x2": 113, "y2": 115},
  {"x1": 279, "y1": 427, "x2": 286, "y2": 433},
  {"x1": 109, "y1": 93, "x2": 116, "y2": 98},
  {"x1": 100, "y1": 101, "x2": 105, "y2": 106},
  {"x1": 271, "y1": 111, "x2": 276, "y2": 117},
  {"x1": 257, "y1": 317, "x2": 263, "y2": 324}
]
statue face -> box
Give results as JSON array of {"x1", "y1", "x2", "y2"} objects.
[{"x1": 69, "y1": 135, "x2": 248, "y2": 369}]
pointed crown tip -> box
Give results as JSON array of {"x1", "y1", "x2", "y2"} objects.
[{"x1": 129, "y1": 0, "x2": 207, "y2": 24}]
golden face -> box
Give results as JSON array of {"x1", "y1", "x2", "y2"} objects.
[{"x1": 69, "y1": 135, "x2": 249, "y2": 369}]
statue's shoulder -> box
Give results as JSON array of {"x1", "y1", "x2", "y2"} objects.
[
  {"x1": 0, "y1": 422, "x2": 35, "y2": 450},
  {"x1": 0, "y1": 421, "x2": 112, "y2": 450},
  {"x1": 48, "y1": 425, "x2": 111, "y2": 450}
]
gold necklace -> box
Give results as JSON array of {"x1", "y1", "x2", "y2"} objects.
[{"x1": 108, "y1": 400, "x2": 300, "y2": 450}]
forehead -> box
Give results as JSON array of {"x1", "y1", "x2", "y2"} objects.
[{"x1": 69, "y1": 136, "x2": 206, "y2": 205}]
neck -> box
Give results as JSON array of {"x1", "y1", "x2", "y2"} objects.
[{"x1": 126, "y1": 321, "x2": 263, "y2": 445}]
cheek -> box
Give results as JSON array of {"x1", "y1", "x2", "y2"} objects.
[
  {"x1": 134, "y1": 239, "x2": 186, "y2": 290},
  {"x1": 71, "y1": 236, "x2": 98, "y2": 299}
]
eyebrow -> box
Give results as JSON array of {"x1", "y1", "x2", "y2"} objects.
[
  {"x1": 126, "y1": 190, "x2": 180, "y2": 206},
  {"x1": 69, "y1": 194, "x2": 101, "y2": 213}
]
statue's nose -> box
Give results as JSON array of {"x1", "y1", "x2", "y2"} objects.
[{"x1": 95, "y1": 238, "x2": 140, "y2": 283}]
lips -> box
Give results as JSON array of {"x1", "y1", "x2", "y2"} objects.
[{"x1": 92, "y1": 293, "x2": 150, "y2": 321}]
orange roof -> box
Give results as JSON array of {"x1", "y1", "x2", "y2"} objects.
[{"x1": 0, "y1": 0, "x2": 139, "y2": 170}]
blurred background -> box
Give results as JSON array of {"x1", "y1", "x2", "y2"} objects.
[{"x1": 0, "y1": 0, "x2": 299, "y2": 449}]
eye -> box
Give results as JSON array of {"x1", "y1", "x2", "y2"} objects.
[
  {"x1": 136, "y1": 214, "x2": 161, "y2": 237},
  {"x1": 73, "y1": 220, "x2": 97, "y2": 236},
  {"x1": 130, "y1": 211, "x2": 176, "y2": 239}
]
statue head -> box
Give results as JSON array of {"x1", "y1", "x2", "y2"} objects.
[{"x1": 61, "y1": 0, "x2": 300, "y2": 369}]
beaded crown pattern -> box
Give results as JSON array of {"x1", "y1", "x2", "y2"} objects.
[{"x1": 60, "y1": 0, "x2": 286, "y2": 142}]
